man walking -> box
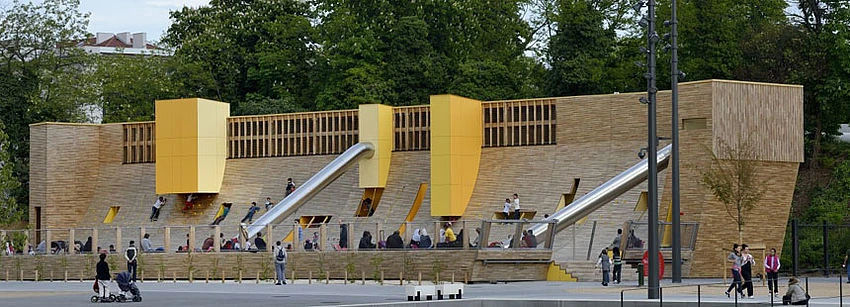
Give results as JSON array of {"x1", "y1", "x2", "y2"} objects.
[
  {"x1": 125, "y1": 240, "x2": 138, "y2": 282},
  {"x1": 273, "y1": 241, "x2": 287, "y2": 285}
]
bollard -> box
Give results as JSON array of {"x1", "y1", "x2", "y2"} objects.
[
  {"x1": 238, "y1": 271, "x2": 242, "y2": 284},
  {"x1": 380, "y1": 270, "x2": 384, "y2": 285},
  {"x1": 345, "y1": 270, "x2": 349, "y2": 284},
  {"x1": 400, "y1": 272, "x2": 403, "y2": 285},
  {"x1": 222, "y1": 271, "x2": 225, "y2": 283},
  {"x1": 452, "y1": 272, "x2": 455, "y2": 283},
  {"x1": 362, "y1": 272, "x2": 365, "y2": 285},
  {"x1": 436, "y1": 272, "x2": 440, "y2": 285},
  {"x1": 256, "y1": 272, "x2": 260, "y2": 284},
  {"x1": 189, "y1": 271, "x2": 193, "y2": 283},
  {"x1": 206, "y1": 271, "x2": 209, "y2": 283},
  {"x1": 157, "y1": 271, "x2": 161, "y2": 283},
  {"x1": 6, "y1": 269, "x2": 9, "y2": 281},
  {"x1": 50, "y1": 271, "x2": 54, "y2": 282},
  {"x1": 34, "y1": 270, "x2": 38, "y2": 281},
  {"x1": 326, "y1": 273, "x2": 329, "y2": 284},
  {"x1": 173, "y1": 272, "x2": 176, "y2": 283},
  {"x1": 637, "y1": 264, "x2": 644, "y2": 287},
  {"x1": 309, "y1": 271, "x2": 312, "y2": 284},
  {"x1": 64, "y1": 271, "x2": 68, "y2": 282},
  {"x1": 418, "y1": 272, "x2": 422, "y2": 285},
  {"x1": 20, "y1": 270, "x2": 23, "y2": 281}
]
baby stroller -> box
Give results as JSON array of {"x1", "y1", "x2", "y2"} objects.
[{"x1": 115, "y1": 271, "x2": 142, "y2": 302}]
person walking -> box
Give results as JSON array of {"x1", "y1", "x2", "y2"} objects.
[
  {"x1": 595, "y1": 248, "x2": 612, "y2": 286},
  {"x1": 765, "y1": 247, "x2": 781, "y2": 297},
  {"x1": 741, "y1": 244, "x2": 755, "y2": 298},
  {"x1": 502, "y1": 198, "x2": 511, "y2": 219},
  {"x1": 843, "y1": 248, "x2": 850, "y2": 283},
  {"x1": 612, "y1": 247, "x2": 623, "y2": 284},
  {"x1": 125, "y1": 241, "x2": 138, "y2": 282},
  {"x1": 725, "y1": 244, "x2": 744, "y2": 298},
  {"x1": 273, "y1": 241, "x2": 287, "y2": 285}
]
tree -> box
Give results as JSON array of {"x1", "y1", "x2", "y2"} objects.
[
  {"x1": 94, "y1": 55, "x2": 185, "y2": 123},
  {"x1": 544, "y1": 0, "x2": 616, "y2": 96},
  {"x1": 0, "y1": 122, "x2": 21, "y2": 225},
  {"x1": 701, "y1": 139, "x2": 767, "y2": 243},
  {"x1": 0, "y1": 0, "x2": 91, "y2": 220},
  {"x1": 163, "y1": 0, "x2": 318, "y2": 114}
]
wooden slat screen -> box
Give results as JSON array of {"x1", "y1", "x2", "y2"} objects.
[
  {"x1": 227, "y1": 110, "x2": 359, "y2": 158},
  {"x1": 122, "y1": 122, "x2": 156, "y2": 164},
  {"x1": 393, "y1": 106, "x2": 431, "y2": 151},
  {"x1": 481, "y1": 99, "x2": 557, "y2": 147}
]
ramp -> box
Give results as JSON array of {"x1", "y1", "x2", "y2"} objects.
[
  {"x1": 243, "y1": 142, "x2": 375, "y2": 239},
  {"x1": 528, "y1": 144, "x2": 672, "y2": 242}
]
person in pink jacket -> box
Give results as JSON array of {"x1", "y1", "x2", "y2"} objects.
[{"x1": 764, "y1": 248, "x2": 781, "y2": 297}]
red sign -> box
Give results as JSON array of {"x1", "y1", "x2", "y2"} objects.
[{"x1": 642, "y1": 251, "x2": 665, "y2": 279}]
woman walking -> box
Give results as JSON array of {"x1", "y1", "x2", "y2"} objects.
[
  {"x1": 725, "y1": 244, "x2": 744, "y2": 298},
  {"x1": 741, "y1": 244, "x2": 755, "y2": 298}
]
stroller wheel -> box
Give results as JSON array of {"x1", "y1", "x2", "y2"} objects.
[
  {"x1": 108, "y1": 294, "x2": 117, "y2": 302},
  {"x1": 90, "y1": 295, "x2": 99, "y2": 303},
  {"x1": 132, "y1": 296, "x2": 142, "y2": 302},
  {"x1": 117, "y1": 295, "x2": 126, "y2": 303}
]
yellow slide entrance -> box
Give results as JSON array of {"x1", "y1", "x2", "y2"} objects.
[
  {"x1": 355, "y1": 188, "x2": 384, "y2": 217},
  {"x1": 398, "y1": 183, "x2": 428, "y2": 235}
]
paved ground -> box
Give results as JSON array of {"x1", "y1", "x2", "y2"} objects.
[{"x1": 1, "y1": 278, "x2": 848, "y2": 306}]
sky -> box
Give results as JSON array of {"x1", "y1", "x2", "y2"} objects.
[{"x1": 79, "y1": 0, "x2": 210, "y2": 42}]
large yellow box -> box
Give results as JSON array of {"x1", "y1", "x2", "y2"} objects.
[
  {"x1": 358, "y1": 104, "x2": 394, "y2": 188},
  {"x1": 430, "y1": 95, "x2": 482, "y2": 217},
  {"x1": 155, "y1": 98, "x2": 230, "y2": 194}
]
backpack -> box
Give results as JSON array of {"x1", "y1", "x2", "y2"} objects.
[{"x1": 275, "y1": 247, "x2": 286, "y2": 261}]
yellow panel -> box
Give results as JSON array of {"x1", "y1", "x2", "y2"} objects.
[
  {"x1": 103, "y1": 206, "x2": 120, "y2": 224},
  {"x1": 155, "y1": 98, "x2": 229, "y2": 194},
  {"x1": 399, "y1": 183, "x2": 428, "y2": 235},
  {"x1": 662, "y1": 203, "x2": 673, "y2": 248},
  {"x1": 430, "y1": 95, "x2": 482, "y2": 217},
  {"x1": 634, "y1": 191, "x2": 648, "y2": 212},
  {"x1": 547, "y1": 262, "x2": 577, "y2": 282},
  {"x1": 358, "y1": 104, "x2": 393, "y2": 188}
]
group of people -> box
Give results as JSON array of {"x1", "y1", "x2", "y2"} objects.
[
  {"x1": 725, "y1": 243, "x2": 808, "y2": 305},
  {"x1": 150, "y1": 177, "x2": 297, "y2": 225},
  {"x1": 595, "y1": 247, "x2": 623, "y2": 286},
  {"x1": 501, "y1": 194, "x2": 522, "y2": 219}
]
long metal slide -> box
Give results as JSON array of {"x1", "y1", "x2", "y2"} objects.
[
  {"x1": 243, "y1": 142, "x2": 375, "y2": 239},
  {"x1": 527, "y1": 144, "x2": 673, "y2": 242}
]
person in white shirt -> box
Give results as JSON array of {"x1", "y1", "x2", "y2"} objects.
[
  {"x1": 502, "y1": 198, "x2": 511, "y2": 219},
  {"x1": 150, "y1": 196, "x2": 164, "y2": 221},
  {"x1": 512, "y1": 193, "x2": 521, "y2": 219}
]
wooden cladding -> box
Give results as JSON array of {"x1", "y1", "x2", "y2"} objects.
[
  {"x1": 122, "y1": 122, "x2": 155, "y2": 164},
  {"x1": 227, "y1": 111, "x2": 359, "y2": 158},
  {"x1": 481, "y1": 99, "x2": 557, "y2": 147},
  {"x1": 393, "y1": 106, "x2": 431, "y2": 151}
]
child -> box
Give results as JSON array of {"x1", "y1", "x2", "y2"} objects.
[{"x1": 596, "y1": 248, "x2": 612, "y2": 286}]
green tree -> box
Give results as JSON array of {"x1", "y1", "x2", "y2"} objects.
[
  {"x1": 0, "y1": 0, "x2": 91, "y2": 220},
  {"x1": 0, "y1": 123, "x2": 21, "y2": 225},
  {"x1": 545, "y1": 0, "x2": 615, "y2": 96},
  {"x1": 701, "y1": 139, "x2": 767, "y2": 244},
  {"x1": 163, "y1": 0, "x2": 317, "y2": 114},
  {"x1": 94, "y1": 55, "x2": 184, "y2": 123}
]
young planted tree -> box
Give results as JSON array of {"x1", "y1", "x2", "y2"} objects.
[{"x1": 701, "y1": 139, "x2": 766, "y2": 243}]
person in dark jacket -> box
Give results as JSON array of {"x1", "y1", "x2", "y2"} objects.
[
  {"x1": 96, "y1": 253, "x2": 112, "y2": 300},
  {"x1": 386, "y1": 231, "x2": 404, "y2": 249},
  {"x1": 359, "y1": 231, "x2": 376, "y2": 249},
  {"x1": 419, "y1": 229, "x2": 433, "y2": 248},
  {"x1": 338, "y1": 219, "x2": 348, "y2": 249},
  {"x1": 254, "y1": 232, "x2": 267, "y2": 251},
  {"x1": 82, "y1": 236, "x2": 92, "y2": 253}
]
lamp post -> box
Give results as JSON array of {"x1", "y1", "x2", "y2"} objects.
[
  {"x1": 669, "y1": 0, "x2": 682, "y2": 284},
  {"x1": 644, "y1": 0, "x2": 661, "y2": 299}
]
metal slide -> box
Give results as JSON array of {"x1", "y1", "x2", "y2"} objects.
[
  {"x1": 527, "y1": 144, "x2": 673, "y2": 241},
  {"x1": 243, "y1": 142, "x2": 375, "y2": 239}
]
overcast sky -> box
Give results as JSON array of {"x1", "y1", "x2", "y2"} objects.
[{"x1": 79, "y1": 0, "x2": 210, "y2": 42}]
